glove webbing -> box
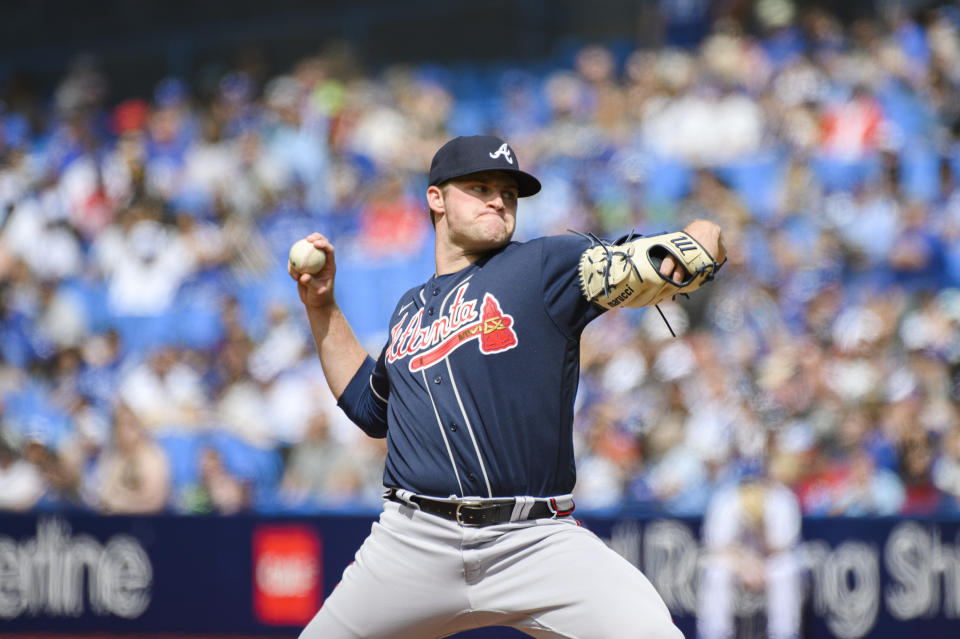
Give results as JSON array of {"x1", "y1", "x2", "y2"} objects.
[{"x1": 569, "y1": 229, "x2": 679, "y2": 338}]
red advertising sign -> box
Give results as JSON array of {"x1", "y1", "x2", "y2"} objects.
[{"x1": 252, "y1": 525, "x2": 321, "y2": 625}]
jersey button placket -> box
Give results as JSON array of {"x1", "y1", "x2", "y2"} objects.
[
  {"x1": 433, "y1": 375, "x2": 442, "y2": 384},
  {"x1": 449, "y1": 422, "x2": 458, "y2": 432}
]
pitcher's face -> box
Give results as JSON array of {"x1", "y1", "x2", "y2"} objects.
[{"x1": 431, "y1": 171, "x2": 519, "y2": 252}]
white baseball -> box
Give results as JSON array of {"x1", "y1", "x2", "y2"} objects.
[{"x1": 288, "y1": 239, "x2": 327, "y2": 274}]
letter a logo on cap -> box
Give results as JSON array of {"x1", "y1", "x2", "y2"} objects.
[{"x1": 489, "y1": 143, "x2": 514, "y2": 164}]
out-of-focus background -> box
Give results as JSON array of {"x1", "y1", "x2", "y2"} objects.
[{"x1": 2, "y1": 0, "x2": 960, "y2": 637}]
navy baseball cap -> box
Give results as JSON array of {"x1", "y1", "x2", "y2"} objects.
[{"x1": 428, "y1": 135, "x2": 541, "y2": 197}]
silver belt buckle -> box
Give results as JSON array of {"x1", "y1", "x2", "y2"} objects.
[{"x1": 455, "y1": 500, "x2": 485, "y2": 526}]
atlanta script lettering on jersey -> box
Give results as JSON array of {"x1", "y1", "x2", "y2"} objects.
[{"x1": 387, "y1": 283, "x2": 518, "y2": 372}]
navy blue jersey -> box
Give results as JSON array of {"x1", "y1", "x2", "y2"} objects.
[{"x1": 338, "y1": 234, "x2": 604, "y2": 498}]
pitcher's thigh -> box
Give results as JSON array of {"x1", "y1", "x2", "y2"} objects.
[
  {"x1": 499, "y1": 523, "x2": 682, "y2": 639},
  {"x1": 299, "y1": 560, "x2": 454, "y2": 639},
  {"x1": 300, "y1": 509, "x2": 469, "y2": 639}
]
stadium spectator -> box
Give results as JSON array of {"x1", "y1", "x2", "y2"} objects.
[
  {"x1": 933, "y1": 425, "x2": 960, "y2": 511},
  {"x1": 899, "y1": 430, "x2": 949, "y2": 515},
  {"x1": 829, "y1": 449, "x2": 906, "y2": 516},
  {"x1": 0, "y1": 429, "x2": 44, "y2": 511},
  {"x1": 179, "y1": 446, "x2": 251, "y2": 515},
  {"x1": 95, "y1": 402, "x2": 171, "y2": 514},
  {"x1": 118, "y1": 345, "x2": 207, "y2": 430},
  {"x1": 280, "y1": 410, "x2": 360, "y2": 506}
]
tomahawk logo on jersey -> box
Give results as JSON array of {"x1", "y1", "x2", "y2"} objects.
[{"x1": 387, "y1": 283, "x2": 518, "y2": 372}]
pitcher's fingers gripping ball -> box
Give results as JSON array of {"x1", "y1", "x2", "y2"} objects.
[{"x1": 289, "y1": 238, "x2": 327, "y2": 275}]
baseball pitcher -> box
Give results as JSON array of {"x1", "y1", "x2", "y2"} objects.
[{"x1": 290, "y1": 135, "x2": 725, "y2": 638}]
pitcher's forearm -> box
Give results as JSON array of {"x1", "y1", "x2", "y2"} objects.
[{"x1": 306, "y1": 303, "x2": 369, "y2": 399}]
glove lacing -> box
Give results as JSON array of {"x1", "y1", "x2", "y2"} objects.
[{"x1": 569, "y1": 229, "x2": 678, "y2": 338}]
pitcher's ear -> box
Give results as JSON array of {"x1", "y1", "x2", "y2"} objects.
[{"x1": 426, "y1": 185, "x2": 445, "y2": 217}]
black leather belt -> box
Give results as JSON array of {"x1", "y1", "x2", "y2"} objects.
[{"x1": 386, "y1": 489, "x2": 559, "y2": 527}]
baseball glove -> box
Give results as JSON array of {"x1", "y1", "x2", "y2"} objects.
[{"x1": 576, "y1": 230, "x2": 724, "y2": 311}]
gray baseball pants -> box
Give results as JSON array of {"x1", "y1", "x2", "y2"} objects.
[{"x1": 299, "y1": 499, "x2": 683, "y2": 639}]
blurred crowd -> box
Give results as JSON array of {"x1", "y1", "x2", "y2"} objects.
[{"x1": 2, "y1": 2, "x2": 960, "y2": 518}]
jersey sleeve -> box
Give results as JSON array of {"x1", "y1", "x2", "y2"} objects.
[
  {"x1": 538, "y1": 234, "x2": 606, "y2": 337},
  {"x1": 336, "y1": 346, "x2": 389, "y2": 438}
]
